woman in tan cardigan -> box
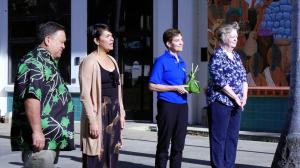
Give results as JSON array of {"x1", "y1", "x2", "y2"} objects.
[{"x1": 79, "y1": 23, "x2": 125, "y2": 168}]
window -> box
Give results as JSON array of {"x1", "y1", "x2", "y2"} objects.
[{"x1": 8, "y1": 0, "x2": 71, "y2": 84}]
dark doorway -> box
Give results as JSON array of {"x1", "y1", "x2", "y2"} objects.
[{"x1": 88, "y1": 0, "x2": 153, "y2": 121}]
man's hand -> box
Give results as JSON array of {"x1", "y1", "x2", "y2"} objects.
[
  {"x1": 89, "y1": 124, "x2": 99, "y2": 139},
  {"x1": 32, "y1": 131, "x2": 45, "y2": 152},
  {"x1": 24, "y1": 97, "x2": 44, "y2": 151}
]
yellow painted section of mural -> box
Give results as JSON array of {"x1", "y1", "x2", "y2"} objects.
[{"x1": 208, "y1": 0, "x2": 291, "y2": 88}]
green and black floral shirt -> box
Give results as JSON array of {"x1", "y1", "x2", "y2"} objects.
[{"x1": 11, "y1": 47, "x2": 74, "y2": 151}]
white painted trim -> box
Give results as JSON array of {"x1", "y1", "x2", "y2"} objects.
[
  {"x1": 175, "y1": 0, "x2": 208, "y2": 124},
  {"x1": 4, "y1": 85, "x2": 14, "y2": 93},
  {"x1": 5, "y1": 85, "x2": 80, "y2": 94},
  {"x1": 152, "y1": 0, "x2": 173, "y2": 123},
  {"x1": 70, "y1": 0, "x2": 87, "y2": 86},
  {"x1": 0, "y1": 0, "x2": 8, "y2": 116},
  {"x1": 178, "y1": 0, "x2": 197, "y2": 124},
  {"x1": 197, "y1": 0, "x2": 209, "y2": 125}
]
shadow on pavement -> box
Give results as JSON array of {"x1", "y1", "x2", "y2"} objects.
[
  {"x1": 121, "y1": 150, "x2": 211, "y2": 166},
  {"x1": 0, "y1": 135, "x2": 10, "y2": 139},
  {"x1": 124, "y1": 137, "x2": 156, "y2": 143},
  {"x1": 182, "y1": 157, "x2": 210, "y2": 166},
  {"x1": 60, "y1": 154, "x2": 82, "y2": 162},
  {"x1": 9, "y1": 162, "x2": 23, "y2": 166},
  {"x1": 124, "y1": 137, "x2": 272, "y2": 155},
  {"x1": 118, "y1": 161, "x2": 153, "y2": 168},
  {"x1": 121, "y1": 150, "x2": 154, "y2": 158},
  {"x1": 236, "y1": 164, "x2": 269, "y2": 168},
  {"x1": 238, "y1": 149, "x2": 274, "y2": 155},
  {"x1": 121, "y1": 150, "x2": 270, "y2": 167}
]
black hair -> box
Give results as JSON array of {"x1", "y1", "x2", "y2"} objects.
[
  {"x1": 37, "y1": 21, "x2": 65, "y2": 44},
  {"x1": 87, "y1": 23, "x2": 111, "y2": 52}
]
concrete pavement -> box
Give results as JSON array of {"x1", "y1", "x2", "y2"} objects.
[{"x1": 0, "y1": 121, "x2": 277, "y2": 168}]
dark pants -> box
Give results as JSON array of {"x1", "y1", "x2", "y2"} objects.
[
  {"x1": 208, "y1": 101, "x2": 241, "y2": 168},
  {"x1": 155, "y1": 100, "x2": 188, "y2": 168}
]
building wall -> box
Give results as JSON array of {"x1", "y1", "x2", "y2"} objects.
[
  {"x1": 178, "y1": 0, "x2": 198, "y2": 124},
  {"x1": 1, "y1": 0, "x2": 86, "y2": 115},
  {"x1": 0, "y1": 0, "x2": 8, "y2": 116},
  {"x1": 152, "y1": 0, "x2": 173, "y2": 122},
  {"x1": 1, "y1": 0, "x2": 290, "y2": 132},
  {"x1": 197, "y1": 0, "x2": 209, "y2": 125},
  {"x1": 241, "y1": 96, "x2": 288, "y2": 132},
  {"x1": 70, "y1": 0, "x2": 87, "y2": 86},
  {"x1": 152, "y1": 0, "x2": 208, "y2": 124}
]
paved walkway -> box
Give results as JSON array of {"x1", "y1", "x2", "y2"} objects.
[{"x1": 0, "y1": 121, "x2": 278, "y2": 167}]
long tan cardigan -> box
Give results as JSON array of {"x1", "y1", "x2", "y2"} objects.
[{"x1": 79, "y1": 52, "x2": 125, "y2": 156}]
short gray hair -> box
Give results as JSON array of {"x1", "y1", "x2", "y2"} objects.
[{"x1": 214, "y1": 21, "x2": 239, "y2": 45}]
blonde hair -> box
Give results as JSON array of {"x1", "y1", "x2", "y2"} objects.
[{"x1": 214, "y1": 22, "x2": 240, "y2": 45}]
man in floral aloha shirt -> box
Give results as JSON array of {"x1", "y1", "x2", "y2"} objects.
[{"x1": 10, "y1": 21, "x2": 74, "y2": 168}]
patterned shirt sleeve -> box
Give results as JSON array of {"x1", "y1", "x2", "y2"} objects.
[
  {"x1": 17, "y1": 58, "x2": 43, "y2": 101},
  {"x1": 208, "y1": 54, "x2": 227, "y2": 89}
]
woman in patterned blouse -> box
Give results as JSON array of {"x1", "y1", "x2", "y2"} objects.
[{"x1": 207, "y1": 21, "x2": 248, "y2": 168}]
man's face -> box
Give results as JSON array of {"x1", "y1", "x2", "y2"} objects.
[{"x1": 46, "y1": 30, "x2": 66, "y2": 59}]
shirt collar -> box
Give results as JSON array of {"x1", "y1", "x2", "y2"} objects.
[
  {"x1": 164, "y1": 50, "x2": 184, "y2": 63},
  {"x1": 216, "y1": 47, "x2": 238, "y2": 60},
  {"x1": 36, "y1": 47, "x2": 59, "y2": 67}
]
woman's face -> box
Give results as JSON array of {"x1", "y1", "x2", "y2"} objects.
[
  {"x1": 96, "y1": 30, "x2": 114, "y2": 52},
  {"x1": 167, "y1": 34, "x2": 184, "y2": 53},
  {"x1": 225, "y1": 30, "x2": 238, "y2": 49}
]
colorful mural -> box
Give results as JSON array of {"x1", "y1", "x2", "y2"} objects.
[{"x1": 208, "y1": 0, "x2": 291, "y2": 87}]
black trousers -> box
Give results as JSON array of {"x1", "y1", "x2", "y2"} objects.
[{"x1": 155, "y1": 100, "x2": 188, "y2": 168}]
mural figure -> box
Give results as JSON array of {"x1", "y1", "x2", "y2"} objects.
[{"x1": 208, "y1": 0, "x2": 291, "y2": 87}]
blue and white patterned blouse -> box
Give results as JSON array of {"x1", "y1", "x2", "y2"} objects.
[{"x1": 207, "y1": 48, "x2": 247, "y2": 107}]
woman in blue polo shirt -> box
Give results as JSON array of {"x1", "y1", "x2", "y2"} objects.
[
  {"x1": 207, "y1": 22, "x2": 248, "y2": 168},
  {"x1": 149, "y1": 28, "x2": 188, "y2": 168}
]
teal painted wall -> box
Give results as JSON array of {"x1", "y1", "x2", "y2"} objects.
[
  {"x1": 240, "y1": 97, "x2": 288, "y2": 133},
  {"x1": 7, "y1": 93, "x2": 13, "y2": 113},
  {"x1": 71, "y1": 93, "x2": 82, "y2": 121}
]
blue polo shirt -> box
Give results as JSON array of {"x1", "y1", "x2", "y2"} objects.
[{"x1": 149, "y1": 50, "x2": 187, "y2": 104}]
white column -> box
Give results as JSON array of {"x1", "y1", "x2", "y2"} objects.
[
  {"x1": 0, "y1": 0, "x2": 8, "y2": 115},
  {"x1": 178, "y1": 0, "x2": 197, "y2": 124},
  {"x1": 198, "y1": 0, "x2": 208, "y2": 125},
  {"x1": 152, "y1": 0, "x2": 173, "y2": 122},
  {"x1": 70, "y1": 0, "x2": 87, "y2": 88},
  {"x1": 178, "y1": 0, "x2": 208, "y2": 124}
]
